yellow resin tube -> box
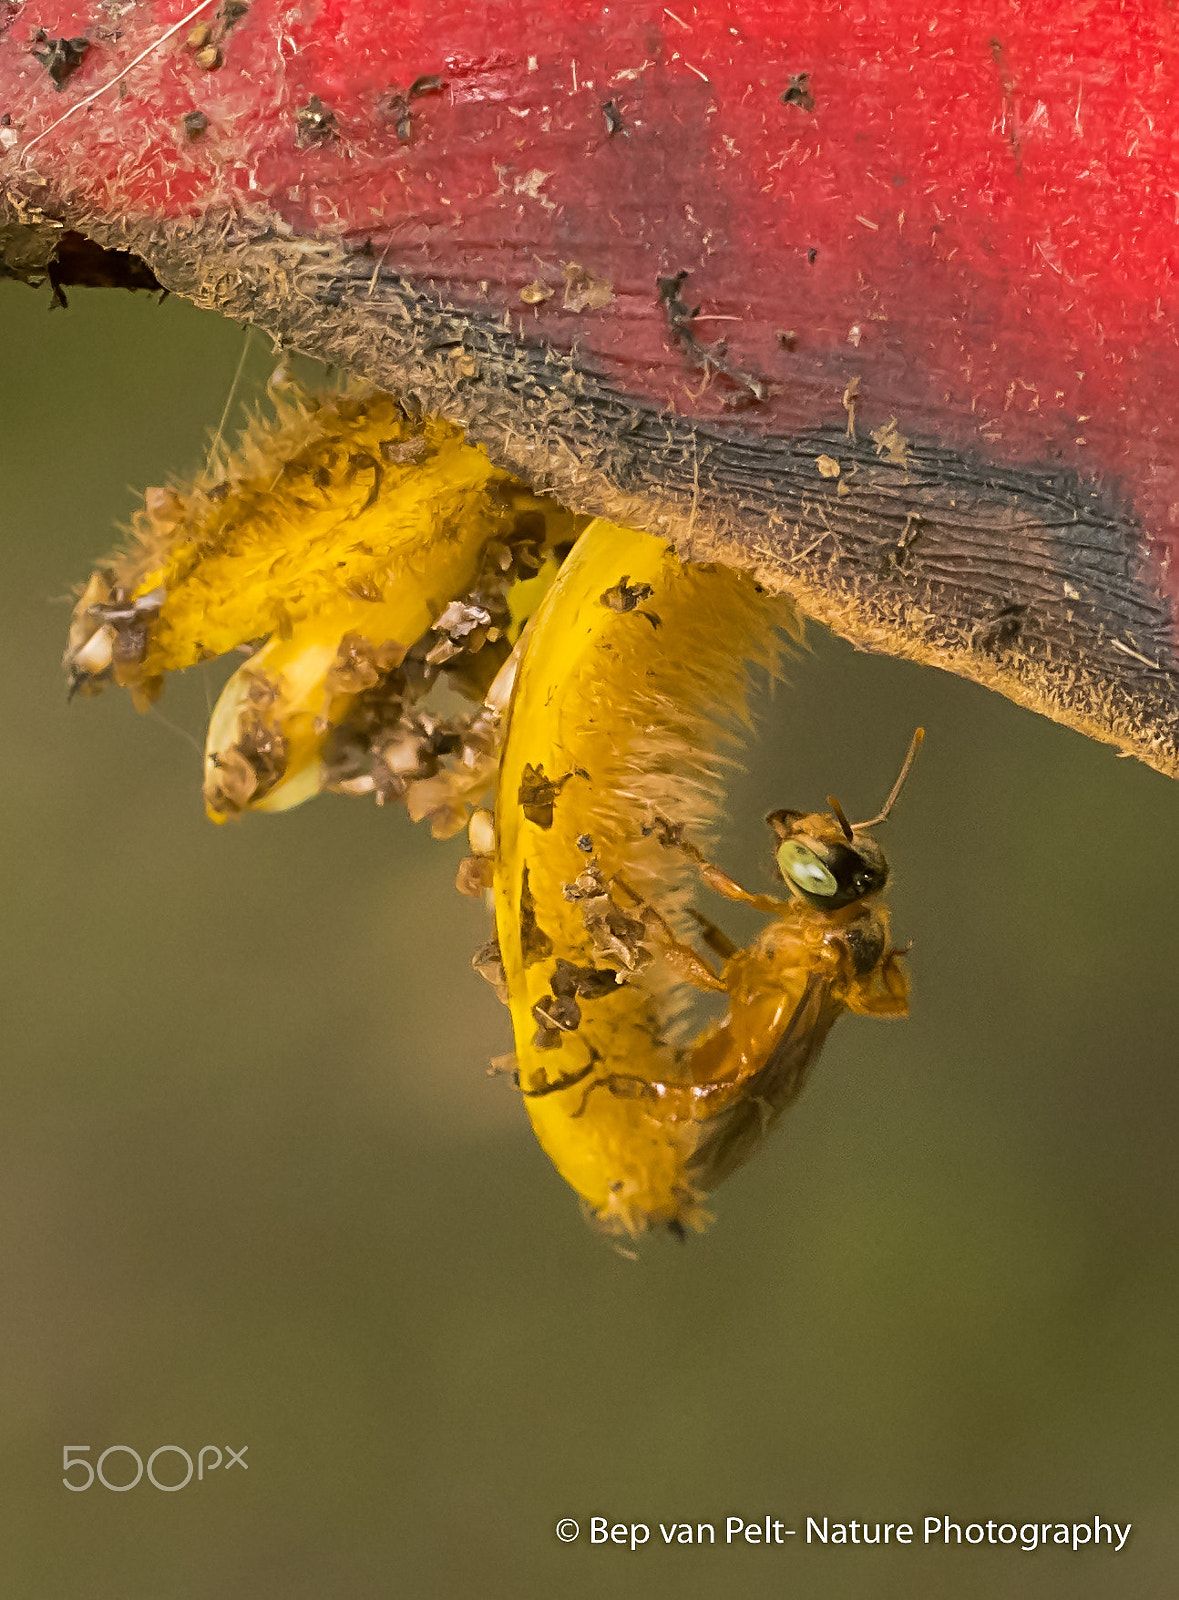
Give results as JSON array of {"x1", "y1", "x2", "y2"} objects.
[
  {"x1": 492, "y1": 518, "x2": 799, "y2": 1234},
  {"x1": 63, "y1": 388, "x2": 581, "y2": 821}
]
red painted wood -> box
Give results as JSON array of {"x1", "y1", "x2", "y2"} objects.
[{"x1": 3, "y1": 0, "x2": 1178, "y2": 629}]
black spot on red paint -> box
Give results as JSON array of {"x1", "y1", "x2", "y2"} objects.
[
  {"x1": 31, "y1": 32, "x2": 90, "y2": 89},
  {"x1": 781, "y1": 73, "x2": 815, "y2": 112}
]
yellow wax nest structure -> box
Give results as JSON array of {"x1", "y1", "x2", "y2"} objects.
[
  {"x1": 491, "y1": 518, "x2": 799, "y2": 1232},
  {"x1": 65, "y1": 385, "x2": 914, "y2": 1237},
  {"x1": 64, "y1": 386, "x2": 583, "y2": 832}
]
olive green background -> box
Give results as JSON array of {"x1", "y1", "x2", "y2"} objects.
[{"x1": 2, "y1": 282, "x2": 1176, "y2": 1599}]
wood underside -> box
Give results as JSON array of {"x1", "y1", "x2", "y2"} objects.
[{"x1": 5, "y1": 203, "x2": 1178, "y2": 778}]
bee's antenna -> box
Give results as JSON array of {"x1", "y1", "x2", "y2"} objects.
[
  {"x1": 853, "y1": 727, "x2": 924, "y2": 830},
  {"x1": 826, "y1": 795, "x2": 854, "y2": 840}
]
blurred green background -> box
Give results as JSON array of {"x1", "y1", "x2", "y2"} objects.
[{"x1": 2, "y1": 281, "x2": 1176, "y2": 1600}]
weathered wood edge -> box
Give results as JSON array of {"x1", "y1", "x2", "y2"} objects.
[{"x1": 6, "y1": 199, "x2": 1177, "y2": 779}]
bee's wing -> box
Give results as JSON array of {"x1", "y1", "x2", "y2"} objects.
[{"x1": 686, "y1": 973, "x2": 842, "y2": 1193}]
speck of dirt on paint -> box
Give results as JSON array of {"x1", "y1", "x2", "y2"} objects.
[
  {"x1": 562, "y1": 263, "x2": 614, "y2": 312},
  {"x1": 871, "y1": 416, "x2": 911, "y2": 467},
  {"x1": 381, "y1": 75, "x2": 444, "y2": 144},
  {"x1": 296, "y1": 95, "x2": 337, "y2": 145},
  {"x1": 30, "y1": 32, "x2": 90, "y2": 89},
  {"x1": 816, "y1": 455, "x2": 841, "y2": 479},
  {"x1": 780, "y1": 72, "x2": 815, "y2": 111},
  {"x1": 514, "y1": 169, "x2": 554, "y2": 204}
]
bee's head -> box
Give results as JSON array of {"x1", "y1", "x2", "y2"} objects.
[{"x1": 766, "y1": 729, "x2": 923, "y2": 911}]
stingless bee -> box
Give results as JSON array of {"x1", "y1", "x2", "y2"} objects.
[{"x1": 579, "y1": 729, "x2": 924, "y2": 1205}]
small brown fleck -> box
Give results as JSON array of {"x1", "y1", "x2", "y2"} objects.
[
  {"x1": 551, "y1": 958, "x2": 621, "y2": 1000},
  {"x1": 380, "y1": 435, "x2": 429, "y2": 464},
  {"x1": 530, "y1": 1022, "x2": 563, "y2": 1053},
  {"x1": 780, "y1": 72, "x2": 815, "y2": 111},
  {"x1": 520, "y1": 279, "x2": 554, "y2": 305},
  {"x1": 195, "y1": 44, "x2": 222, "y2": 70},
  {"x1": 325, "y1": 633, "x2": 387, "y2": 695},
  {"x1": 455, "y1": 855, "x2": 494, "y2": 898},
  {"x1": 816, "y1": 455, "x2": 841, "y2": 479},
  {"x1": 296, "y1": 94, "x2": 336, "y2": 145},
  {"x1": 424, "y1": 636, "x2": 462, "y2": 666},
  {"x1": 600, "y1": 574, "x2": 654, "y2": 613},
  {"x1": 206, "y1": 709, "x2": 288, "y2": 815},
  {"x1": 563, "y1": 861, "x2": 651, "y2": 973},
  {"x1": 600, "y1": 574, "x2": 661, "y2": 629},
  {"x1": 562, "y1": 262, "x2": 614, "y2": 312},
  {"x1": 519, "y1": 866, "x2": 554, "y2": 965},
  {"x1": 532, "y1": 992, "x2": 581, "y2": 1038},
  {"x1": 182, "y1": 109, "x2": 209, "y2": 138},
  {"x1": 472, "y1": 939, "x2": 510, "y2": 1005},
  {"x1": 518, "y1": 763, "x2": 572, "y2": 828},
  {"x1": 871, "y1": 416, "x2": 911, "y2": 468},
  {"x1": 433, "y1": 598, "x2": 492, "y2": 640},
  {"x1": 31, "y1": 33, "x2": 90, "y2": 88}
]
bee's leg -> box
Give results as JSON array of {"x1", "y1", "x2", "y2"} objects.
[
  {"x1": 846, "y1": 949, "x2": 910, "y2": 1017},
  {"x1": 573, "y1": 1071, "x2": 736, "y2": 1119},
  {"x1": 646, "y1": 815, "x2": 789, "y2": 915},
  {"x1": 876, "y1": 949, "x2": 911, "y2": 1014},
  {"x1": 519, "y1": 1048, "x2": 599, "y2": 1098},
  {"x1": 686, "y1": 908, "x2": 739, "y2": 962},
  {"x1": 612, "y1": 875, "x2": 727, "y2": 992},
  {"x1": 574, "y1": 1073, "x2": 659, "y2": 1115}
]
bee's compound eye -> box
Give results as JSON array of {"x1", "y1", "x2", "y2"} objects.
[{"x1": 776, "y1": 840, "x2": 839, "y2": 897}]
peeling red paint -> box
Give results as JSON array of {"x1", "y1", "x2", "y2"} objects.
[{"x1": 3, "y1": 0, "x2": 1179, "y2": 621}]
